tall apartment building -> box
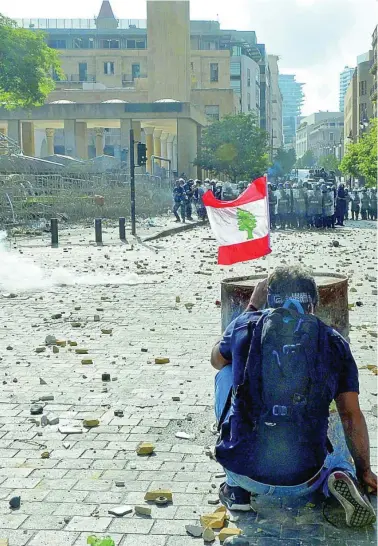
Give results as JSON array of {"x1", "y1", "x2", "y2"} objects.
[
  {"x1": 296, "y1": 112, "x2": 344, "y2": 162},
  {"x1": 268, "y1": 55, "x2": 283, "y2": 154},
  {"x1": 279, "y1": 74, "x2": 304, "y2": 151},
  {"x1": 343, "y1": 50, "x2": 374, "y2": 155},
  {"x1": 3, "y1": 1, "x2": 276, "y2": 167},
  {"x1": 339, "y1": 66, "x2": 355, "y2": 112}
]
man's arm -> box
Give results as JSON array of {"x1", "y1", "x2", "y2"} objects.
[
  {"x1": 211, "y1": 339, "x2": 231, "y2": 371},
  {"x1": 336, "y1": 392, "x2": 377, "y2": 492}
]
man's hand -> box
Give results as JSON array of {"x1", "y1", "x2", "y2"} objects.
[
  {"x1": 359, "y1": 468, "x2": 377, "y2": 495},
  {"x1": 248, "y1": 278, "x2": 268, "y2": 311}
]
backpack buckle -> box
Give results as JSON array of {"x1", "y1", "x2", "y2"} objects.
[{"x1": 272, "y1": 405, "x2": 288, "y2": 416}]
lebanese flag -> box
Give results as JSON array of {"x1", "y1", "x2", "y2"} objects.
[{"x1": 203, "y1": 177, "x2": 271, "y2": 265}]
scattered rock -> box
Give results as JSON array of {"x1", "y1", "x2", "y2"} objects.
[
  {"x1": 53, "y1": 346, "x2": 59, "y2": 354},
  {"x1": 39, "y1": 378, "x2": 47, "y2": 385},
  {"x1": 207, "y1": 497, "x2": 220, "y2": 505},
  {"x1": 145, "y1": 489, "x2": 172, "y2": 502},
  {"x1": 202, "y1": 527, "x2": 216, "y2": 542},
  {"x1": 35, "y1": 347, "x2": 46, "y2": 353},
  {"x1": 45, "y1": 335, "x2": 57, "y2": 345},
  {"x1": 115, "y1": 481, "x2": 125, "y2": 487},
  {"x1": 41, "y1": 451, "x2": 50, "y2": 459},
  {"x1": 172, "y1": 396, "x2": 180, "y2": 401},
  {"x1": 9, "y1": 496, "x2": 21, "y2": 509},
  {"x1": 51, "y1": 313, "x2": 62, "y2": 319},
  {"x1": 101, "y1": 328, "x2": 113, "y2": 335},
  {"x1": 223, "y1": 536, "x2": 250, "y2": 545},
  {"x1": 102, "y1": 373, "x2": 111, "y2": 382},
  {"x1": 81, "y1": 359, "x2": 93, "y2": 365},
  {"x1": 47, "y1": 414, "x2": 59, "y2": 426},
  {"x1": 75, "y1": 348, "x2": 88, "y2": 354},
  {"x1": 114, "y1": 410, "x2": 124, "y2": 417},
  {"x1": 175, "y1": 431, "x2": 195, "y2": 440},
  {"x1": 185, "y1": 524, "x2": 203, "y2": 537},
  {"x1": 94, "y1": 315, "x2": 100, "y2": 322},
  {"x1": 30, "y1": 404, "x2": 43, "y2": 415},
  {"x1": 135, "y1": 505, "x2": 152, "y2": 517},
  {"x1": 154, "y1": 357, "x2": 170, "y2": 364},
  {"x1": 83, "y1": 418, "x2": 99, "y2": 428},
  {"x1": 332, "y1": 241, "x2": 340, "y2": 247},
  {"x1": 6, "y1": 346, "x2": 13, "y2": 351},
  {"x1": 219, "y1": 528, "x2": 242, "y2": 542},
  {"x1": 137, "y1": 442, "x2": 155, "y2": 455},
  {"x1": 350, "y1": 287, "x2": 357, "y2": 293},
  {"x1": 108, "y1": 505, "x2": 133, "y2": 517},
  {"x1": 40, "y1": 395, "x2": 54, "y2": 401},
  {"x1": 58, "y1": 425, "x2": 83, "y2": 435}
]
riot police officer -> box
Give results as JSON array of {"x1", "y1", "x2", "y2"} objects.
[
  {"x1": 183, "y1": 179, "x2": 194, "y2": 221},
  {"x1": 322, "y1": 185, "x2": 335, "y2": 228},
  {"x1": 268, "y1": 183, "x2": 277, "y2": 229},
  {"x1": 369, "y1": 188, "x2": 377, "y2": 220},
  {"x1": 350, "y1": 190, "x2": 361, "y2": 221},
  {"x1": 292, "y1": 182, "x2": 307, "y2": 229},
  {"x1": 307, "y1": 184, "x2": 323, "y2": 228},
  {"x1": 276, "y1": 183, "x2": 290, "y2": 229},
  {"x1": 361, "y1": 189, "x2": 370, "y2": 220}
]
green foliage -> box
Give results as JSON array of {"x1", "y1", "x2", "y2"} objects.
[
  {"x1": 321, "y1": 155, "x2": 340, "y2": 172},
  {"x1": 340, "y1": 119, "x2": 377, "y2": 187},
  {"x1": 195, "y1": 112, "x2": 269, "y2": 182},
  {"x1": 0, "y1": 13, "x2": 63, "y2": 109},
  {"x1": 87, "y1": 537, "x2": 115, "y2": 546},
  {"x1": 273, "y1": 147, "x2": 297, "y2": 176},
  {"x1": 237, "y1": 208, "x2": 257, "y2": 240},
  {"x1": 296, "y1": 150, "x2": 316, "y2": 169}
]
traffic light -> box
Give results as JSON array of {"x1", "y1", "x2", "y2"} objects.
[{"x1": 137, "y1": 143, "x2": 147, "y2": 166}]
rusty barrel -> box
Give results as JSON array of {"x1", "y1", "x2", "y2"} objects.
[{"x1": 221, "y1": 273, "x2": 349, "y2": 338}]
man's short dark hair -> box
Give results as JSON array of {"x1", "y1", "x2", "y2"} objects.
[{"x1": 267, "y1": 266, "x2": 319, "y2": 310}]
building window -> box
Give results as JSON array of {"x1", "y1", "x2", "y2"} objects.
[
  {"x1": 359, "y1": 81, "x2": 367, "y2": 96},
  {"x1": 230, "y1": 62, "x2": 241, "y2": 77},
  {"x1": 126, "y1": 39, "x2": 146, "y2": 49},
  {"x1": 329, "y1": 132, "x2": 334, "y2": 142},
  {"x1": 247, "y1": 92, "x2": 251, "y2": 111},
  {"x1": 104, "y1": 62, "x2": 115, "y2": 75},
  {"x1": 48, "y1": 39, "x2": 66, "y2": 49},
  {"x1": 100, "y1": 39, "x2": 119, "y2": 49},
  {"x1": 210, "y1": 63, "x2": 219, "y2": 82},
  {"x1": 132, "y1": 63, "x2": 140, "y2": 80},
  {"x1": 230, "y1": 80, "x2": 241, "y2": 93},
  {"x1": 205, "y1": 105, "x2": 220, "y2": 121},
  {"x1": 74, "y1": 37, "x2": 94, "y2": 49},
  {"x1": 247, "y1": 68, "x2": 251, "y2": 87},
  {"x1": 79, "y1": 62, "x2": 88, "y2": 82}
]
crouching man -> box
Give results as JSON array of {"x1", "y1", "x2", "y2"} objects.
[{"x1": 211, "y1": 266, "x2": 376, "y2": 527}]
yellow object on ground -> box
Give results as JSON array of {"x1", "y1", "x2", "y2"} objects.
[
  {"x1": 83, "y1": 419, "x2": 99, "y2": 428},
  {"x1": 218, "y1": 527, "x2": 242, "y2": 541},
  {"x1": 137, "y1": 442, "x2": 155, "y2": 455},
  {"x1": 154, "y1": 357, "x2": 170, "y2": 364},
  {"x1": 144, "y1": 489, "x2": 173, "y2": 502}
]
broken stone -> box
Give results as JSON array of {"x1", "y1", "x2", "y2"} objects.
[
  {"x1": 45, "y1": 335, "x2": 57, "y2": 346},
  {"x1": 81, "y1": 359, "x2": 93, "y2": 365},
  {"x1": 51, "y1": 313, "x2": 62, "y2": 319},
  {"x1": 108, "y1": 505, "x2": 133, "y2": 517},
  {"x1": 185, "y1": 524, "x2": 203, "y2": 537},
  {"x1": 175, "y1": 431, "x2": 195, "y2": 440},
  {"x1": 9, "y1": 496, "x2": 21, "y2": 509},
  {"x1": 0, "y1": 539, "x2": 9, "y2": 546},
  {"x1": 172, "y1": 396, "x2": 180, "y2": 401},
  {"x1": 135, "y1": 505, "x2": 152, "y2": 517},
  {"x1": 68, "y1": 341, "x2": 77, "y2": 347},
  {"x1": 56, "y1": 340, "x2": 66, "y2": 347},
  {"x1": 94, "y1": 315, "x2": 100, "y2": 322},
  {"x1": 101, "y1": 328, "x2": 113, "y2": 335},
  {"x1": 202, "y1": 527, "x2": 216, "y2": 542},
  {"x1": 58, "y1": 425, "x2": 83, "y2": 435},
  {"x1": 83, "y1": 418, "x2": 99, "y2": 428},
  {"x1": 47, "y1": 414, "x2": 59, "y2": 426},
  {"x1": 102, "y1": 373, "x2": 111, "y2": 382},
  {"x1": 71, "y1": 323, "x2": 81, "y2": 328},
  {"x1": 40, "y1": 395, "x2": 54, "y2": 401},
  {"x1": 154, "y1": 357, "x2": 170, "y2": 364},
  {"x1": 30, "y1": 404, "x2": 43, "y2": 415},
  {"x1": 53, "y1": 346, "x2": 59, "y2": 354},
  {"x1": 332, "y1": 241, "x2": 340, "y2": 247},
  {"x1": 218, "y1": 528, "x2": 242, "y2": 541},
  {"x1": 35, "y1": 347, "x2": 46, "y2": 353},
  {"x1": 200, "y1": 506, "x2": 226, "y2": 529},
  {"x1": 176, "y1": 296, "x2": 181, "y2": 303},
  {"x1": 207, "y1": 497, "x2": 220, "y2": 505},
  {"x1": 40, "y1": 415, "x2": 48, "y2": 427},
  {"x1": 41, "y1": 451, "x2": 50, "y2": 459},
  {"x1": 137, "y1": 442, "x2": 155, "y2": 455},
  {"x1": 114, "y1": 410, "x2": 124, "y2": 417},
  {"x1": 39, "y1": 378, "x2": 47, "y2": 385},
  {"x1": 155, "y1": 496, "x2": 168, "y2": 506},
  {"x1": 75, "y1": 348, "x2": 88, "y2": 354},
  {"x1": 115, "y1": 481, "x2": 125, "y2": 487},
  {"x1": 144, "y1": 489, "x2": 172, "y2": 502}
]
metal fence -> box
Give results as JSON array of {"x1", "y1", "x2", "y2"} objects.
[{"x1": 0, "y1": 172, "x2": 173, "y2": 228}]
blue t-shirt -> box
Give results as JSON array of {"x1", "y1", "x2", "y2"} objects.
[{"x1": 218, "y1": 311, "x2": 359, "y2": 485}]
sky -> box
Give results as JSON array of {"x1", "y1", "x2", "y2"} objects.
[{"x1": 1, "y1": 0, "x2": 376, "y2": 116}]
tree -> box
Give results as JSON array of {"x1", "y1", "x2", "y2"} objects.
[
  {"x1": 237, "y1": 208, "x2": 257, "y2": 240},
  {"x1": 195, "y1": 112, "x2": 269, "y2": 181},
  {"x1": 296, "y1": 150, "x2": 316, "y2": 169},
  {"x1": 321, "y1": 155, "x2": 340, "y2": 172},
  {"x1": 0, "y1": 14, "x2": 62, "y2": 109},
  {"x1": 340, "y1": 119, "x2": 377, "y2": 187},
  {"x1": 272, "y1": 148, "x2": 297, "y2": 176}
]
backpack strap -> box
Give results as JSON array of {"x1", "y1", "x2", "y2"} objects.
[{"x1": 216, "y1": 386, "x2": 233, "y2": 433}]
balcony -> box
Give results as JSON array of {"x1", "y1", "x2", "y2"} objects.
[
  {"x1": 55, "y1": 74, "x2": 96, "y2": 83},
  {"x1": 122, "y1": 73, "x2": 147, "y2": 85}
]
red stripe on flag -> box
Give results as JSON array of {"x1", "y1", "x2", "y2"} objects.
[
  {"x1": 203, "y1": 177, "x2": 267, "y2": 209},
  {"x1": 218, "y1": 234, "x2": 271, "y2": 265}
]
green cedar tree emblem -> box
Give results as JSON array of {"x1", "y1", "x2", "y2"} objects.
[{"x1": 237, "y1": 208, "x2": 257, "y2": 240}]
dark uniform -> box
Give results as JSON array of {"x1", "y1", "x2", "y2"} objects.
[
  {"x1": 183, "y1": 180, "x2": 194, "y2": 220},
  {"x1": 369, "y1": 189, "x2": 377, "y2": 220},
  {"x1": 350, "y1": 191, "x2": 361, "y2": 221},
  {"x1": 360, "y1": 189, "x2": 370, "y2": 220},
  {"x1": 276, "y1": 186, "x2": 290, "y2": 229},
  {"x1": 292, "y1": 185, "x2": 308, "y2": 229},
  {"x1": 268, "y1": 185, "x2": 277, "y2": 229},
  {"x1": 307, "y1": 185, "x2": 323, "y2": 228},
  {"x1": 173, "y1": 182, "x2": 186, "y2": 222},
  {"x1": 322, "y1": 187, "x2": 335, "y2": 228}
]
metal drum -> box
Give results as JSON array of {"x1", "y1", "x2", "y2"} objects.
[{"x1": 221, "y1": 272, "x2": 349, "y2": 338}]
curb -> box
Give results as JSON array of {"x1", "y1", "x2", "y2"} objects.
[{"x1": 143, "y1": 221, "x2": 203, "y2": 242}]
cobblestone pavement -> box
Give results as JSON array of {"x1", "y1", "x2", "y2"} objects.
[{"x1": 0, "y1": 218, "x2": 376, "y2": 545}]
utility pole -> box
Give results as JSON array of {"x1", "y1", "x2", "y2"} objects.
[{"x1": 130, "y1": 128, "x2": 136, "y2": 236}]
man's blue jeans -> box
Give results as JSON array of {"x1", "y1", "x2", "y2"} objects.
[{"x1": 215, "y1": 365, "x2": 356, "y2": 498}]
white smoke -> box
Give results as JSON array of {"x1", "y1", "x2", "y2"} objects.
[{"x1": 0, "y1": 231, "x2": 144, "y2": 294}]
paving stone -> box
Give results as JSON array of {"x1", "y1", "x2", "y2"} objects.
[
  {"x1": 21, "y1": 515, "x2": 67, "y2": 530},
  {"x1": 0, "y1": 515, "x2": 29, "y2": 530},
  {"x1": 28, "y1": 531, "x2": 80, "y2": 546},
  {"x1": 108, "y1": 517, "x2": 154, "y2": 534},
  {"x1": 65, "y1": 516, "x2": 112, "y2": 532}
]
